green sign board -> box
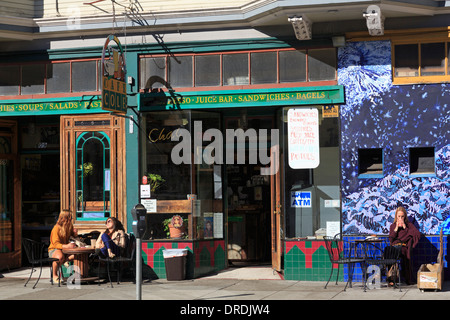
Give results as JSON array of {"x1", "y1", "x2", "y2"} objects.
[
  {"x1": 140, "y1": 86, "x2": 344, "y2": 110},
  {"x1": 0, "y1": 100, "x2": 102, "y2": 116}
]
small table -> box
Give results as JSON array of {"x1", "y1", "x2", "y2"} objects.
[
  {"x1": 62, "y1": 247, "x2": 98, "y2": 282},
  {"x1": 354, "y1": 238, "x2": 384, "y2": 291}
]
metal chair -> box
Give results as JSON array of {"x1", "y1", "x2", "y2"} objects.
[
  {"x1": 22, "y1": 238, "x2": 62, "y2": 289},
  {"x1": 365, "y1": 245, "x2": 402, "y2": 291},
  {"x1": 97, "y1": 233, "x2": 136, "y2": 287},
  {"x1": 324, "y1": 234, "x2": 365, "y2": 291}
]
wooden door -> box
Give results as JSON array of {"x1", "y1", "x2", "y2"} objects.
[
  {"x1": 60, "y1": 114, "x2": 126, "y2": 233},
  {"x1": 0, "y1": 119, "x2": 20, "y2": 269},
  {"x1": 270, "y1": 144, "x2": 282, "y2": 272}
]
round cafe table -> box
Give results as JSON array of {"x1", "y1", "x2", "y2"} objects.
[{"x1": 62, "y1": 247, "x2": 99, "y2": 282}]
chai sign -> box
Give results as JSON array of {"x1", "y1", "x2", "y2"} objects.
[
  {"x1": 287, "y1": 108, "x2": 320, "y2": 169},
  {"x1": 101, "y1": 35, "x2": 127, "y2": 113}
]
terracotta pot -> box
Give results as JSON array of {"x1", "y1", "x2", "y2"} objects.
[{"x1": 169, "y1": 224, "x2": 185, "y2": 239}]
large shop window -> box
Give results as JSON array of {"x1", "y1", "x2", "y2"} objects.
[
  {"x1": 139, "y1": 48, "x2": 336, "y2": 90},
  {"x1": 393, "y1": 41, "x2": 450, "y2": 84},
  {"x1": 284, "y1": 106, "x2": 340, "y2": 239},
  {"x1": 140, "y1": 110, "x2": 223, "y2": 240}
]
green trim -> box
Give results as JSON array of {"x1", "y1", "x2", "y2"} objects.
[
  {"x1": 0, "y1": 96, "x2": 106, "y2": 116},
  {"x1": 139, "y1": 86, "x2": 344, "y2": 111}
]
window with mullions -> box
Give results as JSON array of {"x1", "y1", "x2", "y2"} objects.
[
  {"x1": 139, "y1": 48, "x2": 336, "y2": 91},
  {"x1": 393, "y1": 41, "x2": 449, "y2": 83},
  {"x1": 76, "y1": 131, "x2": 110, "y2": 219},
  {"x1": 0, "y1": 59, "x2": 101, "y2": 97}
]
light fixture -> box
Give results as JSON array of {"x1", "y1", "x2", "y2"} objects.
[
  {"x1": 363, "y1": 5, "x2": 385, "y2": 36},
  {"x1": 288, "y1": 15, "x2": 312, "y2": 40},
  {"x1": 332, "y1": 36, "x2": 346, "y2": 48}
]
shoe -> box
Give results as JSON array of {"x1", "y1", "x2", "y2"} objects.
[
  {"x1": 53, "y1": 276, "x2": 60, "y2": 284},
  {"x1": 63, "y1": 261, "x2": 70, "y2": 268}
]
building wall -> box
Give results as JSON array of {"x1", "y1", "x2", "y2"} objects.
[
  {"x1": 284, "y1": 39, "x2": 450, "y2": 281},
  {"x1": 41, "y1": 0, "x2": 252, "y2": 18},
  {"x1": 339, "y1": 40, "x2": 450, "y2": 236}
]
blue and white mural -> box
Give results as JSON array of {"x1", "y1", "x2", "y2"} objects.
[{"x1": 339, "y1": 40, "x2": 450, "y2": 235}]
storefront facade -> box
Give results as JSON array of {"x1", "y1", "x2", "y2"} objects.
[
  {"x1": 1, "y1": 0, "x2": 449, "y2": 282},
  {"x1": 134, "y1": 41, "x2": 344, "y2": 279},
  {"x1": 0, "y1": 54, "x2": 127, "y2": 270}
]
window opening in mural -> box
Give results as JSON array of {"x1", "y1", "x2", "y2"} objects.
[
  {"x1": 409, "y1": 147, "x2": 435, "y2": 175},
  {"x1": 76, "y1": 131, "x2": 110, "y2": 219},
  {"x1": 358, "y1": 148, "x2": 383, "y2": 177}
]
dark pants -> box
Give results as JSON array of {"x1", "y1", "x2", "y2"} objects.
[{"x1": 100, "y1": 233, "x2": 121, "y2": 257}]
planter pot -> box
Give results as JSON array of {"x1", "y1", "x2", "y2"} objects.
[{"x1": 169, "y1": 224, "x2": 186, "y2": 239}]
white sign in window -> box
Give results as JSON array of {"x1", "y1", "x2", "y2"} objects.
[
  {"x1": 290, "y1": 191, "x2": 312, "y2": 208},
  {"x1": 287, "y1": 108, "x2": 320, "y2": 169}
]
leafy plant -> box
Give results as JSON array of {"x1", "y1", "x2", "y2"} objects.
[
  {"x1": 147, "y1": 173, "x2": 165, "y2": 192},
  {"x1": 79, "y1": 162, "x2": 94, "y2": 178}
]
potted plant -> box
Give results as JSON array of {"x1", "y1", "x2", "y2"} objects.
[
  {"x1": 163, "y1": 215, "x2": 186, "y2": 239},
  {"x1": 146, "y1": 173, "x2": 165, "y2": 193}
]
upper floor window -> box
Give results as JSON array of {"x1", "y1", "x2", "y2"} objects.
[
  {"x1": 0, "y1": 59, "x2": 101, "y2": 97},
  {"x1": 393, "y1": 41, "x2": 450, "y2": 84},
  {"x1": 139, "y1": 48, "x2": 337, "y2": 91}
]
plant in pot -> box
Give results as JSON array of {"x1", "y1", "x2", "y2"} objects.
[
  {"x1": 163, "y1": 215, "x2": 187, "y2": 239},
  {"x1": 146, "y1": 173, "x2": 165, "y2": 194}
]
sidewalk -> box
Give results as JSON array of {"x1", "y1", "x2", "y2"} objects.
[{"x1": 1, "y1": 266, "x2": 449, "y2": 301}]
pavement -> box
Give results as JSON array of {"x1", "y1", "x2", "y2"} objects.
[{"x1": 0, "y1": 265, "x2": 448, "y2": 316}]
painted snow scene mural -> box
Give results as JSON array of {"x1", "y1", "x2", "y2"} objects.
[{"x1": 339, "y1": 40, "x2": 450, "y2": 236}]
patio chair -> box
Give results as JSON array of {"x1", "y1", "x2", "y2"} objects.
[
  {"x1": 22, "y1": 238, "x2": 63, "y2": 289},
  {"x1": 365, "y1": 245, "x2": 402, "y2": 291},
  {"x1": 96, "y1": 233, "x2": 136, "y2": 287},
  {"x1": 324, "y1": 234, "x2": 365, "y2": 291}
]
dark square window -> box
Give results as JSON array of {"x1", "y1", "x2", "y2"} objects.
[
  {"x1": 358, "y1": 148, "x2": 383, "y2": 176},
  {"x1": 410, "y1": 147, "x2": 435, "y2": 175}
]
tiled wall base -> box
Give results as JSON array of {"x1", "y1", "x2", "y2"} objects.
[
  {"x1": 284, "y1": 235, "x2": 448, "y2": 282},
  {"x1": 142, "y1": 240, "x2": 226, "y2": 279}
]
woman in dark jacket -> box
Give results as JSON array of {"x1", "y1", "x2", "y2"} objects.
[{"x1": 389, "y1": 206, "x2": 421, "y2": 285}]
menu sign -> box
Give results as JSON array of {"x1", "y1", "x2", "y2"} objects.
[{"x1": 287, "y1": 108, "x2": 320, "y2": 169}]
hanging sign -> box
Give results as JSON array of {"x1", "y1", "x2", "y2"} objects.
[
  {"x1": 287, "y1": 108, "x2": 320, "y2": 169},
  {"x1": 101, "y1": 34, "x2": 127, "y2": 113}
]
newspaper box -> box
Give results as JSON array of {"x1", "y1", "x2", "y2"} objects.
[
  {"x1": 417, "y1": 228, "x2": 444, "y2": 291},
  {"x1": 163, "y1": 249, "x2": 188, "y2": 281}
]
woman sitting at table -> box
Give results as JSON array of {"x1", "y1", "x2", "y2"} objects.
[
  {"x1": 389, "y1": 206, "x2": 421, "y2": 285},
  {"x1": 95, "y1": 217, "x2": 126, "y2": 259},
  {"x1": 48, "y1": 210, "x2": 78, "y2": 283}
]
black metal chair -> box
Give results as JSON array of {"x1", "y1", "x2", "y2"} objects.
[
  {"x1": 324, "y1": 234, "x2": 365, "y2": 291},
  {"x1": 97, "y1": 233, "x2": 136, "y2": 287},
  {"x1": 22, "y1": 238, "x2": 63, "y2": 289},
  {"x1": 365, "y1": 245, "x2": 402, "y2": 291}
]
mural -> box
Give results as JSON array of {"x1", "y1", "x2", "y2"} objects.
[{"x1": 339, "y1": 40, "x2": 450, "y2": 235}]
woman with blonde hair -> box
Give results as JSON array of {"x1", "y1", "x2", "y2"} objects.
[
  {"x1": 389, "y1": 206, "x2": 421, "y2": 285},
  {"x1": 48, "y1": 210, "x2": 78, "y2": 283}
]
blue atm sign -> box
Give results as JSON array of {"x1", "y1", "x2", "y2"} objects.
[{"x1": 291, "y1": 191, "x2": 312, "y2": 208}]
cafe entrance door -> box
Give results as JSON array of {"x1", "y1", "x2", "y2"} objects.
[
  {"x1": 225, "y1": 109, "x2": 283, "y2": 272},
  {"x1": 0, "y1": 119, "x2": 20, "y2": 270},
  {"x1": 60, "y1": 114, "x2": 126, "y2": 233}
]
